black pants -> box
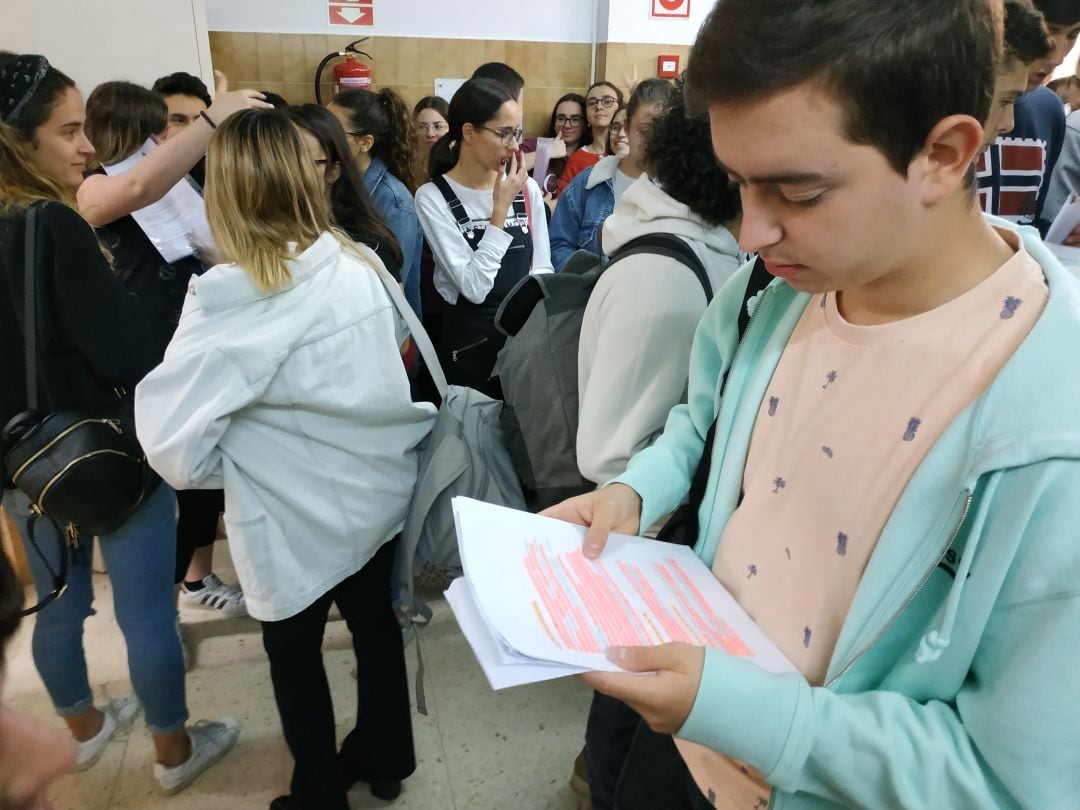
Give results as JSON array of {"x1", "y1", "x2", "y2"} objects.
[
  {"x1": 613, "y1": 720, "x2": 716, "y2": 810},
  {"x1": 586, "y1": 692, "x2": 642, "y2": 810},
  {"x1": 260, "y1": 538, "x2": 416, "y2": 810},
  {"x1": 173, "y1": 488, "x2": 225, "y2": 584}
]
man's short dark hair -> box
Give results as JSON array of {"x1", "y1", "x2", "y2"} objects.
[
  {"x1": 1033, "y1": 0, "x2": 1080, "y2": 26},
  {"x1": 471, "y1": 62, "x2": 525, "y2": 98},
  {"x1": 152, "y1": 71, "x2": 211, "y2": 107},
  {"x1": 1005, "y1": 0, "x2": 1055, "y2": 67},
  {"x1": 685, "y1": 0, "x2": 998, "y2": 177}
]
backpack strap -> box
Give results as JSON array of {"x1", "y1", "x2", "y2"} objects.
[
  {"x1": 605, "y1": 233, "x2": 714, "y2": 302},
  {"x1": 657, "y1": 256, "x2": 773, "y2": 546}
]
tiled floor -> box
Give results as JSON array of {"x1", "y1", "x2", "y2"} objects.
[{"x1": 4, "y1": 547, "x2": 592, "y2": 810}]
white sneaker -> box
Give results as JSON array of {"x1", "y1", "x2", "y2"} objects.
[
  {"x1": 75, "y1": 694, "x2": 141, "y2": 771},
  {"x1": 179, "y1": 574, "x2": 247, "y2": 618},
  {"x1": 153, "y1": 717, "x2": 241, "y2": 795}
]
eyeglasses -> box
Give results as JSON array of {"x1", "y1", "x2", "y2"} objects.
[
  {"x1": 418, "y1": 122, "x2": 448, "y2": 134},
  {"x1": 481, "y1": 125, "x2": 524, "y2": 146},
  {"x1": 555, "y1": 114, "x2": 584, "y2": 126},
  {"x1": 609, "y1": 122, "x2": 626, "y2": 135},
  {"x1": 586, "y1": 96, "x2": 619, "y2": 110}
]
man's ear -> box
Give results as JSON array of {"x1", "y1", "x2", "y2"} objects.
[{"x1": 916, "y1": 114, "x2": 984, "y2": 205}]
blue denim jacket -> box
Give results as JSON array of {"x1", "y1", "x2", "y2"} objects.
[
  {"x1": 549, "y1": 156, "x2": 619, "y2": 271},
  {"x1": 364, "y1": 157, "x2": 423, "y2": 316}
]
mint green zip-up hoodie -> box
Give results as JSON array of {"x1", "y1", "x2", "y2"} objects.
[{"x1": 614, "y1": 220, "x2": 1080, "y2": 809}]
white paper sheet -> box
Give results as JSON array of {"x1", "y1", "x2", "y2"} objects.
[
  {"x1": 445, "y1": 578, "x2": 587, "y2": 690},
  {"x1": 449, "y1": 498, "x2": 796, "y2": 688},
  {"x1": 103, "y1": 139, "x2": 214, "y2": 263},
  {"x1": 1046, "y1": 194, "x2": 1080, "y2": 246}
]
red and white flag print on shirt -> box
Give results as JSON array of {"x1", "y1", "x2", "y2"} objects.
[{"x1": 977, "y1": 136, "x2": 1047, "y2": 226}]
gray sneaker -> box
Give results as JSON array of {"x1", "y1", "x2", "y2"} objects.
[
  {"x1": 75, "y1": 694, "x2": 141, "y2": 771},
  {"x1": 153, "y1": 717, "x2": 240, "y2": 795}
]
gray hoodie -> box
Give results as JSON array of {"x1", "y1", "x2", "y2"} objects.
[{"x1": 576, "y1": 175, "x2": 742, "y2": 485}]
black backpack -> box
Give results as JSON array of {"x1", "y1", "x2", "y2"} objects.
[{"x1": 493, "y1": 234, "x2": 715, "y2": 511}]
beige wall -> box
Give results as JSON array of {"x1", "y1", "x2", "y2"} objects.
[
  {"x1": 209, "y1": 32, "x2": 591, "y2": 137},
  {"x1": 208, "y1": 33, "x2": 690, "y2": 138}
]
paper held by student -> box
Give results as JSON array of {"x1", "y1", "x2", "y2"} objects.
[
  {"x1": 103, "y1": 138, "x2": 214, "y2": 264},
  {"x1": 447, "y1": 497, "x2": 796, "y2": 690}
]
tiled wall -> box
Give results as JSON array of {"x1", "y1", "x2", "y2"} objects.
[
  {"x1": 209, "y1": 32, "x2": 592, "y2": 137},
  {"x1": 208, "y1": 33, "x2": 691, "y2": 137},
  {"x1": 596, "y1": 43, "x2": 691, "y2": 93}
]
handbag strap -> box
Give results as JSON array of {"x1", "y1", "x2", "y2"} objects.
[
  {"x1": 23, "y1": 203, "x2": 41, "y2": 412},
  {"x1": 358, "y1": 243, "x2": 449, "y2": 399}
]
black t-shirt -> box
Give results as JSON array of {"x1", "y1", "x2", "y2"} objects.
[{"x1": 89, "y1": 168, "x2": 205, "y2": 362}]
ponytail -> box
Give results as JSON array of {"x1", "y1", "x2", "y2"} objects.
[
  {"x1": 426, "y1": 78, "x2": 514, "y2": 181},
  {"x1": 428, "y1": 132, "x2": 458, "y2": 179},
  {"x1": 331, "y1": 87, "x2": 422, "y2": 195},
  {"x1": 377, "y1": 88, "x2": 421, "y2": 195}
]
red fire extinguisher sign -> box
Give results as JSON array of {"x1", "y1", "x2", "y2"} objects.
[
  {"x1": 651, "y1": 0, "x2": 690, "y2": 18},
  {"x1": 329, "y1": 0, "x2": 374, "y2": 26}
]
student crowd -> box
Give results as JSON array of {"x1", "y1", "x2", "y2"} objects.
[{"x1": 1, "y1": 0, "x2": 1079, "y2": 808}]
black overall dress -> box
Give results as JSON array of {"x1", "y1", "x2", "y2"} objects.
[{"x1": 433, "y1": 176, "x2": 533, "y2": 400}]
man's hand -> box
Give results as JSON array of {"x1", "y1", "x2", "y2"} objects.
[
  {"x1": 540, "y1": 482, "x2": 642, "y2": 559},
  {"x1": 1064, "y1": 221, "x2": 1080, "y2": 247},
  {"x1": 583, "y1": 643, "x2": 705, "y2": 735}
]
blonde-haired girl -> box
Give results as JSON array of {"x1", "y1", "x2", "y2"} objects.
[{"x1": 135, "y1": 108, "x2": 434, "y2": 810}]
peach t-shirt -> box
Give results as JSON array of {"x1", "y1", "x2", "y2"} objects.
[{"x1": 676, "y1": 233, "x2": 1047, "y2": 808}]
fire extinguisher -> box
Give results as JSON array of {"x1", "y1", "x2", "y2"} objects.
[{"x1": 315, "y1": 38, "x2": 373, "y2": 104}]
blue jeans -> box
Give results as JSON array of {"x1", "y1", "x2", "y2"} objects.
[{"x1": 3, "y1": 483, "x2": 188, "y2": 734}]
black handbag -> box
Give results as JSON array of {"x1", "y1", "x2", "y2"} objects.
[{"x1": 1, "y1": 203, "x2": 152, "y2": 537}]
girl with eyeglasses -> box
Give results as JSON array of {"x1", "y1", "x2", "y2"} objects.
[
  {"x1": 415, "y1": 77, "x2": 553, "y2": 398},
  {"x1": 413, "y1": 96, "x2": 450, "y2": 178},
  {"x1": 556, "y1": 81, "x2": 625, "y2": 195},
  {"x1": 329, "y1": 88, "x2": 423, "y2": 316},
  {"x1": 287, "y1": 104, "x2": 404, "y2": 282},
  {"x1": 549, "y1": 79, "x2": 676, "y2": 270},
  {"x1": 520, "y1": 93, "x2": 589, "y2": 198}
]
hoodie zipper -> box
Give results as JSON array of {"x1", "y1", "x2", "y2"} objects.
[{"x1": 823, "y1": 490, "x2": 974, "y2": 689}]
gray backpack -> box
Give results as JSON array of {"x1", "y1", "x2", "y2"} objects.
[
  {"x1": 493, "y1": 233, "x2": 714, "y2": 512},
  {"x1": 373, "y1": 268, "x2": 526, "y2": 602}
]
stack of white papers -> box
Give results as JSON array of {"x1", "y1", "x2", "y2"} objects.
[{"x1": 446, "y1": 498, "x2": 795, "y2": 690}]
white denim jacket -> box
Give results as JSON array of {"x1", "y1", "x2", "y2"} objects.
[{"x1": 135, "y1": 233, "x2": 436, "y2": 621}]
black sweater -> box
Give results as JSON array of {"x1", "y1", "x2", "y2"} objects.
[{"x1": 0, "y1": 202, "x2": 156, "y2": 430}]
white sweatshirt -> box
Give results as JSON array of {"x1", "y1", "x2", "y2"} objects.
[
  {"x1": 577, "y1": 176, "x2": 742, "y2": 485},
  {"x1": 415, "y1": 175, "x2": 553, "y2": 305},
  {"x1": 135, "y1": 234, "x2": 436, "y2": 621}
]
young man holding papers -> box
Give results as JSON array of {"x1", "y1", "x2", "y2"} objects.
[{"x1": 544, "y1": 0, "x2": 1080, "y2": 808}]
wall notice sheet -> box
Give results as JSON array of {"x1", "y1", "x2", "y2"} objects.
[{"x1": 447, "y1": 498, "x2": 795, "y2": 690}]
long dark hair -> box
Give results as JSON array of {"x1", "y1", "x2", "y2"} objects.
[
  {"x1": 286, "y1": 104, "x2": 402, "y2": 264},
  {"x1": 331, "y1": 87, "x2": 421, "y2": 194},
  {"x1": 544, "y1": 92, "x2": 589, "y2": 144},
  {"x1": 428, "y1": 78, "x2": 514, "y2": 179}
]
